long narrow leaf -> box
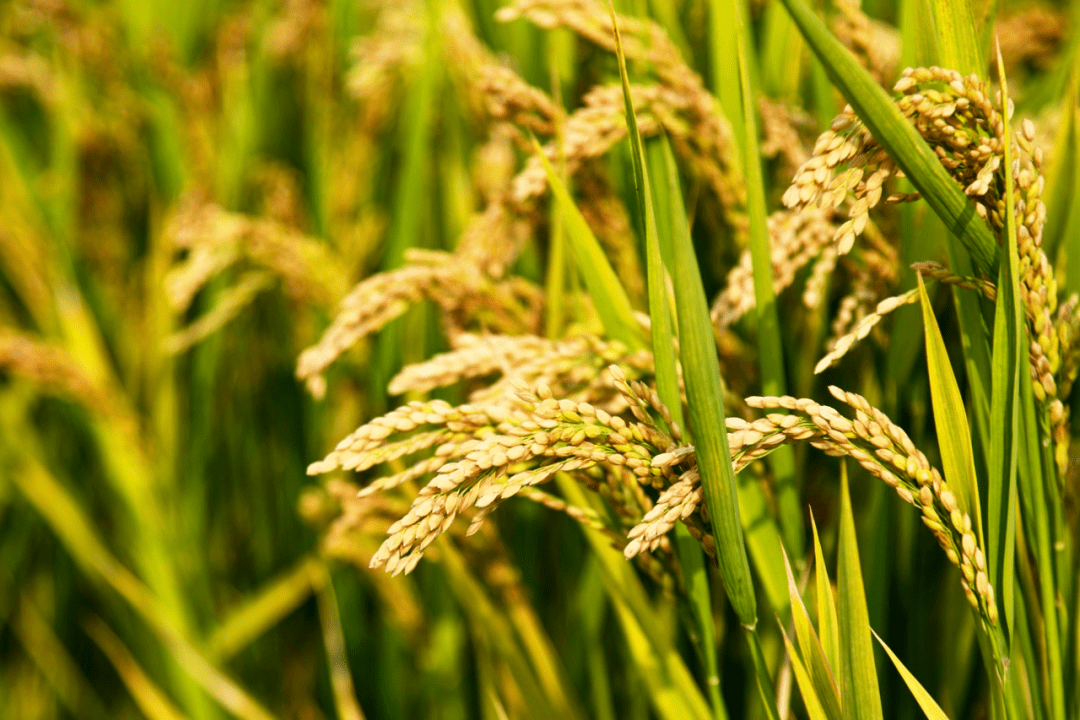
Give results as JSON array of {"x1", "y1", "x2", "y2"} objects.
[
  {"x1": 783, "y1": 546, "x2": 842, "y2": 719},
  {"x1": 83, "y1": 616, "x2": 189, "y2": 720},
  {"x1": 609, "y1": 2, "x2": 680, "y2": 429},
  {"x1": 929, "y1": 0, "x2": 983, "y2": 77},
  {"x1": 837, "y1": 464, "x2": 884, "y2": 720},
  {"x1": 872, "y1": 631, "x2": 951, "y2": 720},
  {"x1": 206, "y1": 557, "x2": 322, "y2": 662},
  {"x1": 780, "y1": 626, "x2": 832, "y2": 720},
  {"x1": 533, "y1": 139, "x2": 645, "y2": 350},
  {"x1": 746, "y1": 628, "x2": 782, "y2": 720},
  {"x1": 707, "y1": 0, "x2": 746, "y2": 149},
  {"x1": 312, "y1": 563, "x2": 366, "y2": 720},
  {"x1": 610, "y1": 12, "x2": 724, "y2": 718},
  {"x1": 662, "y1": 139, "x2": 789, "y2": 616},
  {"x1": 811, "y1": 512, "x2": 841, "y2": 673},
  {"x1": 986, "y1": 43, "x2": 1021, "y2": 645},
  {"x1": 662, "y1": 139, "x2": 757, "y2": 628},
  {"x1": 916, "y1": 274, "x2": 983, "y2": 542},
  {"x1": 11, "y1": 455, "x2": 278, "y2": 720},
  {"x1": 558, "y1": 476, "x2": 712, "y2": 720}
]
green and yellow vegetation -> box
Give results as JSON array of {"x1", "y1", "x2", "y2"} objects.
[{"x1": 1, "y1": 0, "x2": 1079, "y2": 717}]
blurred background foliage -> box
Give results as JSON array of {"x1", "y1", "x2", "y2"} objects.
[{"x1": 0, "y1": 0, "x2": 1077, "y2": 718}]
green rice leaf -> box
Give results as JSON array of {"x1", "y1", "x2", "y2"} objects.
[
  {"x1": 312, "y1": 564, "x2": 366, "y2": 720},
  {"x1": 780, "y1": 626, "x2": 833, "y2": 720},
  {"x1": 10, "y1": 594, "x2": 111, "y2": 720},
  {"x1": 811, "y1": 512, "x2": 841, "y2": 673},
  {"x1": 1045, "y1": 73, "x2": 1080, "y2": 267},
  {"x1": 533, "y1": 138, "x2": 646, "y2": 351},
  {"x1": 783, "y1": 545, "x2": 842, "y2": 719},
  {"x1": 986, "y1": 43, "x2": 1021, "y2": 644},
  {"x1": 609, "y1": 2, "x2": 680, "y2": 430},
  {"x1": 899, "y1": 0, "x2": 940, "y2": 71},
  {"x1": 12, "y1": 455, "x2": 279, "y2": 720},
  {"x1": 760, "y1": 0, "x2": 803, "y2": 101},
  {"x1": 707, "y1": 0, "x2": 746, "y2": 149},
  {"x1": 1016, "y1": 365, "x2": 1067, "y2": 719},
  {"x1": 662, "y1": 136, "x2": 789, "y2": 618},
  {"x1": 929, "y1": 0, "x2": 983, "y2": 77},
  {"x1": 661, "y1": 139, "x2": 757, "y2": 628},
  {"x1": 837, "y1": 463, "x2": 884, "y2": 720},
  {"x1": 916, "y1": 274, "x2": 983, "y2": 543},
  {"x1": 872, "y1": 631, "x2": 951, "y2": 720},
  {"x1": 777, "y1": 0, "x2": 999, "y2": 276}
]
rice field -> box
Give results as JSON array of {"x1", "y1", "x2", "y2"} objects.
[{"x1": 1, "y1": 0, "x2": 1078, "y2": 718}]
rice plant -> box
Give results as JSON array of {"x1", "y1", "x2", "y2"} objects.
[{"x1": 1, "y1": 0, "x2": 1078, "y2": 718}]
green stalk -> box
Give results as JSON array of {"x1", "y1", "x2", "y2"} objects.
[
  {"x1": 747, "y1": 627, "x2": 782, "y2": 720},
  {"x1": 660, "y1": 145, "x2": 789, "y2": 616}
]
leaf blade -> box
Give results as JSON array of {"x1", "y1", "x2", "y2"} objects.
[
  {"x1": 917, "y1": 274, "x2": 983, "y2": 543},
  {"x1": 662, "y1": 141, "x2": 758, "y2": 628},
  {"x1": 873, "y1": 631, "x2": 952, "y2": 720},
  {"x1": 837, "y1": 463, "x2": 884, "y2": 720},
  {"x1": 783, "y1": 544, "x2": 843, "y2": 719},
  {"x1": 532, "y1": 138, "x2": 646, "y2": 351}
]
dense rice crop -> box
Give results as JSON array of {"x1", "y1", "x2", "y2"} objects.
[{"x1": 1, "y1": 0, "x2": 1079, "y2": 718}]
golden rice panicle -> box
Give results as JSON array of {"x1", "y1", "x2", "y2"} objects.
[
  {"x1": 164, "y1": 200, "x2": 347, "y2": 337},
  {"x1": 759, "y1": 97, "x2": 813, "y2": 179},
  {"x1": 295, "y1": 248, "x2": 541, "y2": 399},
  {"x1": 785, "y1": 67, "x2": 1067, "y2": 468},
  {"x1": 439, "y1": 7, "x2": 556, "y2": 136},
  {"x1": 163, "y1": 271, "x2": 275, "y2": 355},
  {"x1": 781, "y1": 104, "x2": 892, "y2": 255},
  {"x1": 345, "y1": 0, "x2": 424, "y2": 125},
  {"x1": 387, "y1": 333, "x2": 555, "y2": 397},
  {"x1": 627, "y1": 410, "x2": 822, "y2": 558},
  {"x1": 309, "y1": 370, "x2": 685, "y2": 576},
  {"x1": 624, "y1": 470, "x2": 701, "y2": 558},
  {"x1": 0, "y1": 332, "x2": 112, "y2": 415},
  {"x1": 1057, "y1": 295, "x2": 1080, "y2": 399},
  {"x1": 511, "y1": 82, "x2": 744, "y2": 234},
  {"x1": 815, "y1": 289, "x2": 917, "y2": 373},
  {"x1": 389, "y1": 332, "x2": 653, "y2": 415},
  {"x1": 736, "y1": 389, "x2": 999, "y2": 625}
]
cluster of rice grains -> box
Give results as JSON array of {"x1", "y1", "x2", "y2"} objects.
[
  {"x1": 295, "y1": 4, "x2": 1080, "y2": 643},
  {"x1": 783, "y1": 66, "x2": 1077, "y2": 478},
  {"x1": 309, "y1": 352, "x2": 1001, "y2": 627},
  {"x1": 308, "y1": 366, "x2": 685, "y2": 582}
]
